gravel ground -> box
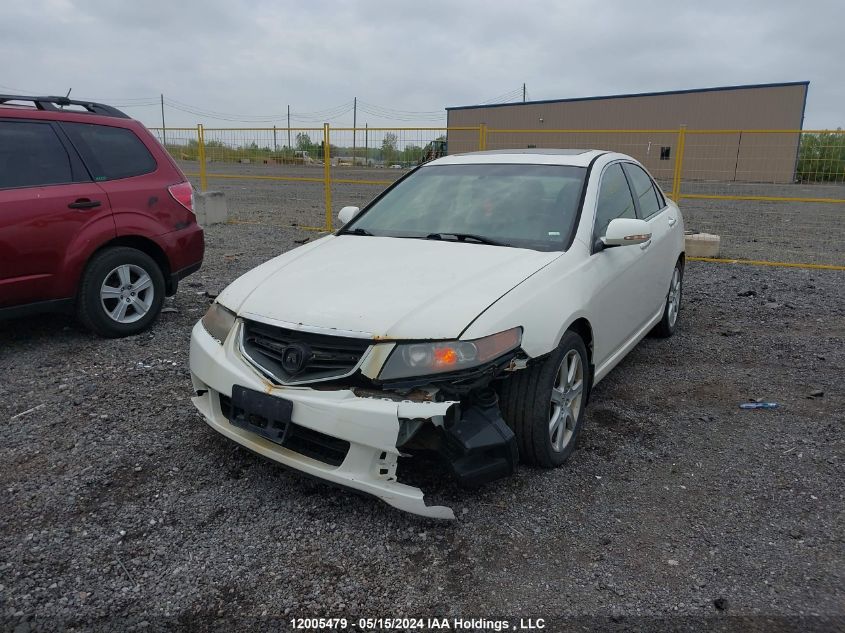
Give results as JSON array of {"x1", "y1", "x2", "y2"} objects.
[{"x1": 1, "y1": 221, "x2": 844, "y2": 632}]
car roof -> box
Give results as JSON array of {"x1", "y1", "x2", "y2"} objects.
[
  {"x1": 0, "y1": 105, "x2": 142, "y2": 129},
  {"x1": 0, "y1": 94, "x2": 132, "y2": 124},
  {"x1": 429, "y1": 148, "x2": 608, "y2": 167}
]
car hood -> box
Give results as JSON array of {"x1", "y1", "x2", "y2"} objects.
[{"x1": 220, "y1": 235, "x2": 561, "y2": 340}]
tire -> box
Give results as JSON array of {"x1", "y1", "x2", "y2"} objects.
[
  {"x1": 76, "y1": 247, "x2": 165, "y2": 338},
  {"x1": 652, "y1": 258, "x2": 684, "y2": 338},
  {"x1": 499, "y1": 330, "x2": 589, "y2": 468}
]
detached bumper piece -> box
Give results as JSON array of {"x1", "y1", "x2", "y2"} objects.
[{"x1": 443, "y1": 393, "x2": 518, "y2": 488}]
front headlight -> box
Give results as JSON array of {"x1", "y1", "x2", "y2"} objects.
[
  {"x1": 200, "y1": 302, "x2": 237, "y2": 344},
  {"x1": 378, "y1": 327, "x2": 522, "y2": 380}
]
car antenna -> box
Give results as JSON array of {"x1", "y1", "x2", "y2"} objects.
[{"x1": 59, "y1": 88, "x2": 72, "y2": 109}]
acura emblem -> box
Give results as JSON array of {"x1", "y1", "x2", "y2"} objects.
[{"x1": 280, "y1": 342, "x2": 312, "y2": 374}]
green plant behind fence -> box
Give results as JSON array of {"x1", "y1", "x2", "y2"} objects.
[{"x1": 796, "y1": 130, "x2": 845, "y2": 182}]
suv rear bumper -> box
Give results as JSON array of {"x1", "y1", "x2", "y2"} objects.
[
  {"x1": 161, "y1": 223, "x2": 204, "y2": 294},
  {"x1": 170, "y1": 261, "x2": 202, "y2": 293}
]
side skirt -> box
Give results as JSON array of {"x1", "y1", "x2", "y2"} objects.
[{"x1": 0, "y1": 298, "x2": 74, "y2": 321}]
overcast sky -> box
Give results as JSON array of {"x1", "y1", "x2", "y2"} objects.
[{"x1": 2, "y1": 0, "x2": 843, "y2": 129}]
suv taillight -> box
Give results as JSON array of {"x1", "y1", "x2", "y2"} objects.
[{"x1": 168, "y1": 181, "x2": 195, "y2": 213}]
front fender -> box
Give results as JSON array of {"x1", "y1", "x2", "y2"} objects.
[{"x1": 461, "y1": 243, "x2": 594, "y2": 358}]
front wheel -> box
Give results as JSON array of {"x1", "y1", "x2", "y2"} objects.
[
  {"x1": 77, "y1": 246, "x2": 165, "y2": 338},
  {"x1": 652, "y1": 259, "x2": 684, "y2": 338},
  {"x1": 499, "y1": 331, "x2": 589, "y2": 468}
]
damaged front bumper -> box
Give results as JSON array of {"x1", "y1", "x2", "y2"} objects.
[{"x1": 189, "y1": 322, "x2": 517, "y2": 519}]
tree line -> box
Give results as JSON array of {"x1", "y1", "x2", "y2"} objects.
[
  {"x1": 164, "y1": 133, "x2": 447, "y2": 166},
  {"x1": 796, "y1": 131, "x2": 845, "y2": 182}
]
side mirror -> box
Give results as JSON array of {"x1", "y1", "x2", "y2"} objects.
[
  {"x1": 602, "y1": 218, "x2": 651, "y2": 247},
  {"x1": 337, "y1": 206, "x2": 361, "y2": 226}
]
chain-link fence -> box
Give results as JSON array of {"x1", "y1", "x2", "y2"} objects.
[
  {"x1": 148, "y1": 125, "x2": 845, "y2": 268},
  {"x1": 673, "y1": 130, "x2": 845, "y2": 266}
]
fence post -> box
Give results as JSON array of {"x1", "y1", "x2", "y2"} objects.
[
  {"x1": 197, "y1": 124, "x2": 208, "y2": 192},
  {"x1": 323, "y1": 123, "x2": 333, "y2": 231},
  {"x1": 478, "y1": 124, "x2": 487, "y2": 151},
  {"x1": 671, "y1": 124, "x2": 686, "y2": 203}
]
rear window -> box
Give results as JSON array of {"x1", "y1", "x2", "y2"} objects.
[
  {"x1": 62, "y1": 122, "x2": 156, "y2": 181},
  {"x1": 0, "y1": 121, "x2": 73, "y2": 189}
]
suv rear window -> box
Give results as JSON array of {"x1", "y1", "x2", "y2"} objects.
[
  {"x1": 0, "y1": 121, "x2": 73, "y2": 189},
  {"x1": 62, "y1": 122, "x2": 156, "y2": 181}
]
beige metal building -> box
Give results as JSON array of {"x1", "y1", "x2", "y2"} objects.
[{"x1": 446, "y1": 82, "x2": 809, "y2": 183}]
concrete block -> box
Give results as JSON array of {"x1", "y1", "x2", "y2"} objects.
[
  {"x1": 685, "y1": 232, "x2": 720, "y2": 258},
  {"x1": 194, "y1": 191, "x2": 228, "y2": 226}
]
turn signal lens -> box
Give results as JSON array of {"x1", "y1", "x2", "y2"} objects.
[
  {"x1": 474, "y1": 328, "x2": 522, "y2": 362},
  {"x1": 433, "y1": 347, "x2": 459, "y2": 366}
]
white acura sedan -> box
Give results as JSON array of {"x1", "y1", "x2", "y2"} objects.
[{"x1": 189, "y1": 149, "x2": 685, "y2": 519}]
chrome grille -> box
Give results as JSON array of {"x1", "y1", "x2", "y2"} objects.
[{"x1": 241, "y1": 319, "x2": 371, "y2": 385}]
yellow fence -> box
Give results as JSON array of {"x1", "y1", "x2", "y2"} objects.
[{"x1": 148, "y1": 125, "x2": 845, "y2": 268}]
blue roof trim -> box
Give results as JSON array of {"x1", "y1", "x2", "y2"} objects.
[
  {"x1": 798, "y1": 82, "x2": 809, "y2": 129},
  {"x1": 792, "y1": 83, "x2": 810, "y2": 179},
  {"x1": 446, "y1": 81, "x2": 811, "y2": 111}
]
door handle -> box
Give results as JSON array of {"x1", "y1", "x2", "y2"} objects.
[
  {"x1": 668, "y1": 216, "x2": 677, "y2": 227},
  {"x1": 639, "y1": 239, "x2": 652, "y2": 250},
  {"x1": 68, "y1": 199, "x2": 101, "y2": 210}
]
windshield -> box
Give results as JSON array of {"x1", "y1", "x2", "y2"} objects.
[{"x1": 343, "y1": 163, "x2": 587, "y2": 251}]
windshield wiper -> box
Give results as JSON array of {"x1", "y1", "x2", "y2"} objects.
[
  {"x1": 345, "y1": 227, "x2": 373, "y2": 236},
  {"x1": 426, "y1": 232, "x2": 509, "y2": 247}
]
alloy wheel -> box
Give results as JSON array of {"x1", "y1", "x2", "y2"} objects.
[
  {"x1": 549, "y1": 349, "x2": 584, "y2": 452},
  {"x1": 100, "y1": 264, "x2": 155, "y2": 324},
  {"x1": 667, "y1": 267, "x2": 682, "y2": 327}
]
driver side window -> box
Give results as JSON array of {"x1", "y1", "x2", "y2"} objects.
[{"x1": 594, "y1": 163, "x2": 636, "y2": 239}]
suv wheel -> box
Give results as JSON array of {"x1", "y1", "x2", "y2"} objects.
[
  {"x1": 77, "y1": 247, "x2": 165, "y2": 338},
  {"x1": 499, "y1": 330, "x2": 589, "y2": 468}
]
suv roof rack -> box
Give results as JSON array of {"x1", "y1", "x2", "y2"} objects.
[{"x1": 0, "y1": 94, "x2": 129, "y2": 119}]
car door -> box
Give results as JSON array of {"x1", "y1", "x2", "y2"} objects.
[
  {"x1": 0, "y1": 119, "x2": 114, "y2": 308},
  {"x1": 585, "y1": 162, "x2": 655, "y2": 367},
  {"x1": 59, "y1": 122, "x2": 163, "y2": 237},
  {"x1": 622, "y1": 162, "x2": 676, "y2": 315}
]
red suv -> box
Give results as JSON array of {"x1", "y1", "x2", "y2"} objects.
[{"x1": 0, "y1": 95, "x2": 204, "y2": 337}]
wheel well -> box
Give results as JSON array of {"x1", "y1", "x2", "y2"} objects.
[
  {"x1": 91, "y1": 236, "x2": 174, "y2": 295},
  {"x1": 567, "y1": 318, "x2": 593, "y2": 362},
  {"x1": 567, "y1": 317, "x2": 594, "y2": 402},
  {"x1": 678, "y1": 252, "x2": 686, "y2": 269}
]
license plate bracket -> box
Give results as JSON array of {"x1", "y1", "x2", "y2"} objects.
[{"x1": 229, "y1": 385, "x2": 293, "y2": 445}]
